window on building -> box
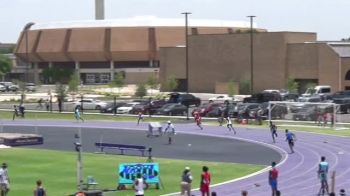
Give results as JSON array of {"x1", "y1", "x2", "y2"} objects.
[{"x1": 345, "y1": 70, "x2": 350, "y2": 80}]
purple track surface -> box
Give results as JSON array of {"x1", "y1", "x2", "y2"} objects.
[{"x1": 1, "y1": 119, "x2": 349, "y2": 196}]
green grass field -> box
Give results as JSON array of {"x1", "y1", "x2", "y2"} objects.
[{"x1": 0, "y1": 148, "x2": 264, "y2": 196}]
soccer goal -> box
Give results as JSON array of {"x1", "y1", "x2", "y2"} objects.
[{"x1": 268, "y1": 101, "x2": 349, "y2": 130}]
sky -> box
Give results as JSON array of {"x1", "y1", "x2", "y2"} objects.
[{"x1": 1, "y1": 0, "x2": 350, "y2": 43}]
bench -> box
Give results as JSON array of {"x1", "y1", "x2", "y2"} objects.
[{"x1": 95, "y1": 142, "x2": 147, "y2": 156}]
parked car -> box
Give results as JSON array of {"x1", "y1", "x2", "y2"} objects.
[
  {"x1": 290, "y1": 96, "x2": 323, "y2": 113},
  {"x1": 168, "y1": 93, "x2": 201, "y2": 107},
  {"x1": 155, "y1": 103, "x2": 187, "y2": 116},
  {"x1": 279, "y1": 89, "x2": 299, "y2": 101},
  {"x1": 116, "y1": 102, "x2": 140, "y2": 114},
  {"x1": 333, "y1": 98, "x2": 350, "y2": 114},
  {"x1": 243, "y1": 92, "x2": 282, "y2": 103},
  {"x1": 0, "y1": 82, "x2": 18, "y2": 92},
  {"x1": 25, "y1": 83, "x2": 36, "y2": 92},
  {"x1": 0, "y1": 84, "x2": 6, "y2": 92},
  {"x1": 208, "y1": 95, "x2": 231, "y2": 104},
  {"x1": 100, "y1": 102, "x2": 127, "y2": 113},
  {"x1": 74, "y1": 99, "x2": 108, "y2": 110},
  {"x1": 7, "y1": 84, "x2": 19, "y2": 92},
  {"x1": 237, "y1": 103, "x2": 261, "y2": 119},
  {"x1": 249, "y1": 102, "x2": 288, "y2": 120},
  {"x1": 191, "y1": 103, "x2": 222, "y2": 117},
  {"x1": 332, "y1": 90, "x2": 350, "y2": 99},
  {"x1": 293, "y1": 106, "x2": 318, "y2": 121},
  {"x1": 206, "y1": 106, "x2": 225, "y2": 117},
  {"x1": 129, "y1": 102, "x2": 150, "y2": 114}
]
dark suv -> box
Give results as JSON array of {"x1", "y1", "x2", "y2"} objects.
[{"x1": 168, "y1": 93, "x2": 201, "y2": 107}]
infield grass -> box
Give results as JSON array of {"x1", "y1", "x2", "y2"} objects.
[{"x1": 0, "y1": 148, "x2": 264, "y2": 196}]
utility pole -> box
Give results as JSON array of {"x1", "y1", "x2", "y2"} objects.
[
  {"x1": 182, "y1": 12, "x2": 191, "y2": 120},
  {"x1": 247, "y1": 16, "x2": 256, "y2": 94}
]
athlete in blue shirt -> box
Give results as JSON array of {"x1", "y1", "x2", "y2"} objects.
[
  {"x1": 318, "y1": 156, "x2": 329, "y2": 195},
  {"x1": 285, "y1": 129, "x2": 296, "y2": 153}
]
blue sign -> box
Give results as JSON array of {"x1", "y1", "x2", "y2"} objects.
[{"x1": 118, "y1": 163, "x2": 159, "y2": 184}]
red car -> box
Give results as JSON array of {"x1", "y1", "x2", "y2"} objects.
[{"x1": 192, "y1": 103, "x2": 222, "y2": 117}]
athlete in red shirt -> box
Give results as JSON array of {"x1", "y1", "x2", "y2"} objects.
[
  {"x1": 200, "y1": 166, "x2": 211, "y2": 196},
  {"x1": 194, "y1": 112, "x2": 203, "y2": 130}
]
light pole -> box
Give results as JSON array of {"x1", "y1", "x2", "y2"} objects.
[
  {"x1": 74, "y1": 129, "x2": 83, "y2": 192},
  {"x1": 182, "y1": 12, "x2": 191, "y2": 120},
  {"x1": 23, "y1": 22, "x2": 35, "y2": 83},
  {"x1": 247, "y1": 16, "x2": 255, "y2": 94}
]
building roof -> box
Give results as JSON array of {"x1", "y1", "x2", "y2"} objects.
[
  {"x1": 30, "y1": 16, "x2": 255, "y2": 30},
  {"x1": 328, "y1": 42, "x2": 350, "y2": 57}
]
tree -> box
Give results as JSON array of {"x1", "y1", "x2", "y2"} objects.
[
  {"x1": 55, "y1": 83, "x2": 67, "y2": 112},
  {"x1": 165, "y1": 75, "x2": 178, "y2": 92},
  {"x1": 147, "y1": 75, "x2": 159, "y2": 96},
  {"x1": 135, "y1": 83, "x2": 147, "y2": 98},
  {"x1": 55, "y1": 83, "x2": 67, "y2": 100},
  {"x1": 227, "y1": 80, "x2": 237, "y2": 97},
  {"x1": 109, "y1": 72, "x2": 125, "y2": 95},
  {"x1": 239, "y1": 79, "x2": 251, "y2": 95},
  {"x1": 68, "y1": 73, "x2": 80, "y2": 93},
  {"x1": 0, "y1": 54, "x2": 12, "y2": 81},
  {"x1": 42, "y1": 67, "x2": 73, "y2": 84},
  {"x1": 287, "y1": 78, "x2": 299, "y2": 93}
]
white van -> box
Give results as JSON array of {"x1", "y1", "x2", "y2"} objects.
[{"x1": 302, "y1": 85, "x2": 331, "y2": 97}]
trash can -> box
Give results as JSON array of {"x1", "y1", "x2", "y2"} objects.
[{"x1": 147, "y1": 122, "x2": 162, "y2": 137}]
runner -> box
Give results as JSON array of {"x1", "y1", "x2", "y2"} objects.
[
  {"x1": 74, "y1": 105, "x2": 84, "y2": 122},
  {"x1": 194, "y1": 112, "x2": 203, "y2": 130},
  {"x1": 285, "y1": 129, "x2": 296, "y2": 153},
  {"x1": 268, "y1": 161, "x2": 279, "y2": 196},
  {"x1": 226, "y1": 116, "x2": 236, "y2": 134},
  {"x1": 137, "y1": 112, "x2": 144, "y2": 125},
  {"x1": 269, "y1": 121, "x2": 278, "y2": 143}
]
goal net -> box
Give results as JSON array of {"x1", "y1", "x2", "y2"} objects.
[{"x1": 268, "y1": 101, "x2": 349, "y2": 130}]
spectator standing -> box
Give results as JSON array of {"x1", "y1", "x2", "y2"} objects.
[
  {"x1": 134, "y1": 173, "x2": 148, "y2": 196},
  {"x1": 318, "y1": 156, "x2": 329, "y2": 195},
  {"x1": 269, "y1": 121, "x2": 278, "y2": 143},
  {"x1": 12, "y1": 105, "x2": 18, "y2": 120},
  {"x1": 45, "y1": 99, "x2": 50, "y2": 111},
  {"x1": 137, "y1": 112, "x2": 144, "y2": 125},
  {"x1": 57, "y1": 98, "x2": 62, "y2": 112},
  {"x1": 19, "y1": 104, "x2": 25, "y2": 118},
  {"x1": 323, "y1": 113, "x2": 328, "y2": 127},
  {"x1": 180, "y1": 167, "x2": 193, "y2": 196},
  {"x1": 268, "y1": 161, "x2": 278, "y2": 196},
  {"x1": 165, "y1": 121, "x2": 176, "y2": 144},
  {"x1": 285, "y1": 129, "x2": 296, "y2": 153},
  {"x1": 33, "y1": 180, "x2": 46, "y2": 196},
  {"x1": 200, "y1": 166, "x2": 211, "y2": 196},
  {"x1": 0, "y1": 163, "x2": 10, "y2": 196},
  {"x1": 36, "y1": 98, "x2": 43, "y2": 109}
]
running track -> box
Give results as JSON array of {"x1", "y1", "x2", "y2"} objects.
[{"x1": 1, "y1": 120, "x2": 350, "y2": 195}]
